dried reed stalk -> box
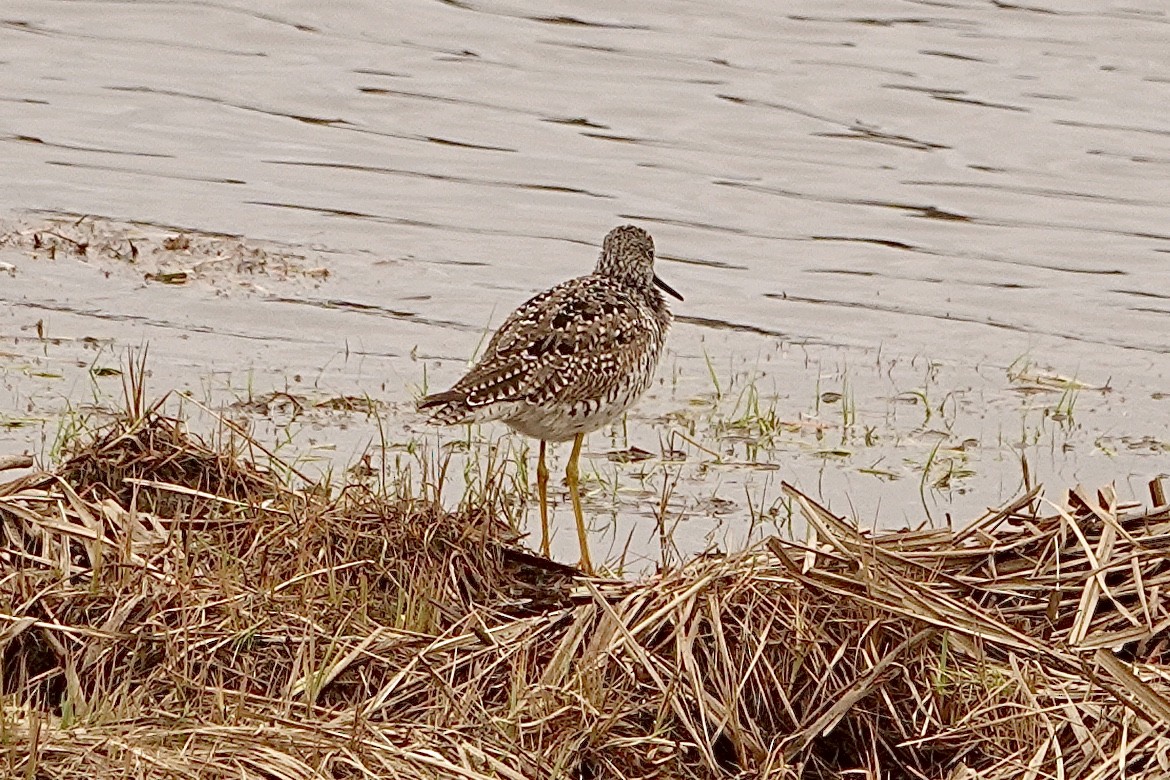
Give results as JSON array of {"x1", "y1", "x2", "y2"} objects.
[{"x1": 2, "y1": 399, "x2": 1169, "y2": 779}]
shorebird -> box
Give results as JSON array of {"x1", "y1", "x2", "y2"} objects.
[{"x1": 417, "y1": 225, "x2": 682, "y2": 573}]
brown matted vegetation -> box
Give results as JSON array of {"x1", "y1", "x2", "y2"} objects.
[{"x1": 2, "y1": 386, "x2": 1170, "y2": 778}]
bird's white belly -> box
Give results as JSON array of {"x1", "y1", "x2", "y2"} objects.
[{"x1": 504, "y1": 394, "x2": 637, "y2": 442}]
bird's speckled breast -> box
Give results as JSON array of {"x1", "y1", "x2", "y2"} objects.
[{"x1": 503, "y1": 303, "x2": 669, "y2": 442}]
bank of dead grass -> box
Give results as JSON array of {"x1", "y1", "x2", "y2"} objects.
[{"x1": 2, "y1": 391, "x2": 1169, "y2": 779}]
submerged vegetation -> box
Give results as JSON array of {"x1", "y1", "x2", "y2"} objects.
[
  {"x1": 2, "y1": 371, "x2": 1170, "y2": 779},
  {"x1": 0, "y1": 215, "x2": 330, "y2": 289}
]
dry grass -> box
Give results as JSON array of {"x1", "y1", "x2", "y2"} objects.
[{"x1": 2, "y1": 387, "x2": 1170, "y2": 779}]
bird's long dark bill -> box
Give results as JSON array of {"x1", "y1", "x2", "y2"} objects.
[{"x1": 654, "y1": 274, "x2": 684, "y2": 301}]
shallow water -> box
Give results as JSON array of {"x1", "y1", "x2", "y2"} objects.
[{"x1": 2, "y1": 0, "x2": 1169, "y2": 568}]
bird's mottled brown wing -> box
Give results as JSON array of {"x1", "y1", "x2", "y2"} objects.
[{"x1": 451, "y1": 275, "x2": 662, "y2": 411}]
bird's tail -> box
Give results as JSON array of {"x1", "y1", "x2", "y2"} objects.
[{"x1": 417, "y1": 389, "x2": 472, "y2": 425}]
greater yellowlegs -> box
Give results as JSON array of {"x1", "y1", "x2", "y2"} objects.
[{"x1": 418, "y1": 225, "x2": 682, "y2": 573}]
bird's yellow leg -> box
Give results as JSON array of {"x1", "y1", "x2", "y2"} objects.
[
  {"x1": 566, "y1": 432, "x2": 593, "y2": 574},
  {"x1": 537, "y1": 440, "x2": 550, "y2": 557}
]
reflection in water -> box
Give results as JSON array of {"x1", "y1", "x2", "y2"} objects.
[{"x1": 1, "y1": 0, "x2": 1169, "y2": 566}]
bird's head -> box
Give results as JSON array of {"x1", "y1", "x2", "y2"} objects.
[{"x1": 596, "y1": 224, "x2": 683, "y2": 301}]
